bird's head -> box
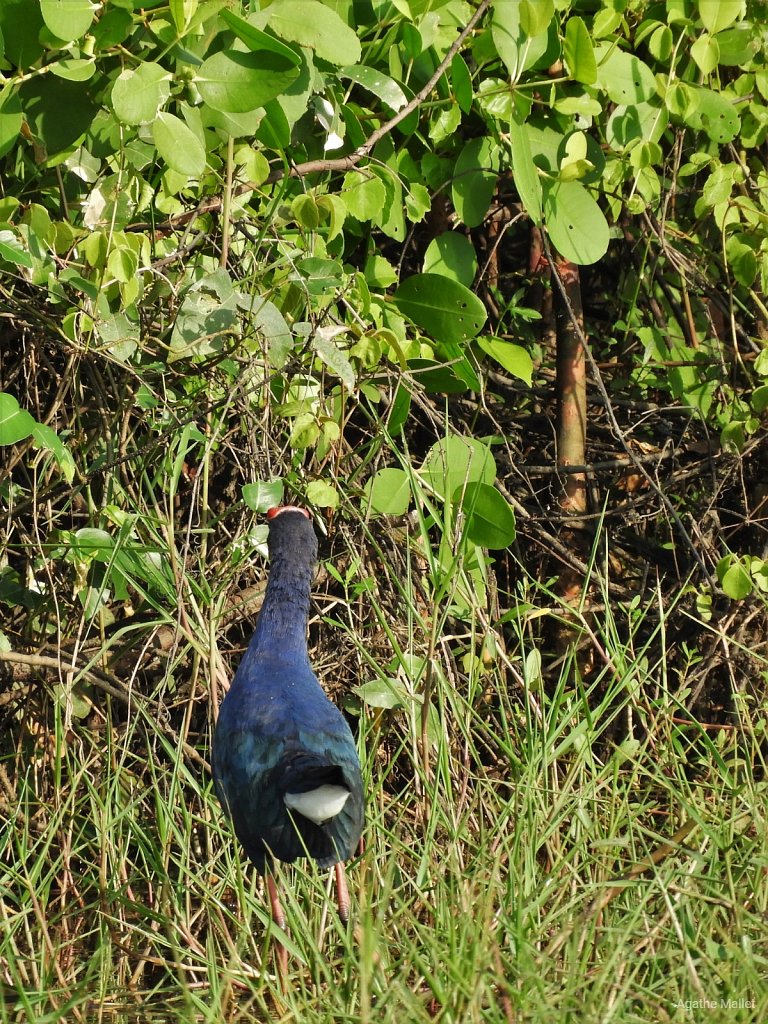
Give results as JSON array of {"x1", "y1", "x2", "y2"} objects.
[
  {"x1": 267, "y1": 506, "x2": 311, "y2": 521},
  {"x1": 265, "y1": 506, "x2": 317, "y2": 566}
]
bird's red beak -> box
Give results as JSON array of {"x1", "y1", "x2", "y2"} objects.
[{"x1": 267, "y1": 505, "x2": 311, "y2": 520}]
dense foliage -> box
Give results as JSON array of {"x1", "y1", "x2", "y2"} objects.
[{"x1": 1, "y1": 1, "x2": 767, "y2": 1020}]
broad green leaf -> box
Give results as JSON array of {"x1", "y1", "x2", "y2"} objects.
[
  {"x1": 291, "y1": 193, "x2": 320, "y2": 230},
  {"x1": 492, "y1": 0, "x2": 550, "y2": 81},
  {"x1": 476, "y1": 336, "x2": 533, "y2": 385},
  {"x1": 71, "y1": 528, "x2": 114, "y2": 562},
  {"x1": 31, "y1": 424, "x2": 74, "y2": 482},
  {"x1": 355, "y1": 677, "x2": 407, "y2": 709},
  {"x1": 716, "y1": 555, "x2": 752, "y2": 600},
  {"x1": 0, "y1": 87, "x2": 22, "y2": 159},
  {"x1": 112, "y1": 63, "x2": 171, "y2": 126},
  {"x1": 48, "y1": 58, "x2": 96, "y2": 82},
  {"x1": 245, "y1": 297, "x2": 293, "y2": 368},
  {"x1": 196, "y1": 50, "x2": 299, "y2": 113},
  {"x1": 338, "y1": 66, "x2": 407, "y2": 112},
  {"x1": 364, "y1": 468, "x2": 411, "y2": 516},
  {"x1": 543, "y1": 180, "x2": 609, "y2": 266},
  {"x1": 266, "y1": 0, "x2": 361, "y2": 66},
  {"x1": 508, "y1": 114, "x2": 543, "y2": 225},
  {"x1": 459, "y1": 482, "x2": 516, "y2": 549},
  {"x1": 423, "y1": 233, "x2": 477, "y2": 287},
  {"x1": 520, "y1": 0, "x2": 554, "y2": 38},
  {"x1": 716, "y1": 24, "x2": 759, "y2": 66},
  {"x1": 306, "y1": 481, "x2": 339, "y2": 509},
  {"x1": 289, "y1": 412, "x2": 320, "y2": 449},
  {"x1": 452, "y1": 136, "x2": 498, "y2": 228},
  {"x1": 0, "y1": 392, "x2": 36, "y2": 443},
  {"x1": 699, "y1": 0, "x2": 742, "y2": 34},
  {"x1": 606, "y1": 103, "x2": 669, "y2": 150},
  {"x1": 243, "y1": 480, "x2": 284, "y2": 511},
  {"x1": 420, "y1": 436, "x2": 495, "y2": 501},
  {"x1": 107, "y1": 245, "x2": 138, "y2": 285},
  {"x1": 342, "y1": 171, "x2": 387, "y2": 221},
  {"x1": 313, "y1": 329, "x2": 356, "y2": 389},
  {"x1": 564, "y1": 16, "x2": 597, "y2": 85},
  {"x1": 596, "y1": 48, "x2": 657, "y2": 104},
  {"x1": 95, "y1": 311, "x2": 140, "y2": 363},
  {"x1": 40, "y1": 0, "x2": 95, "y2": 40},
  {"x1": 169, "y1": 269, "x2": 240, "y2": 360},
  {"x1": 18, "y1": 76, "x2": 99, "y2": 155},
  {"x1": 451, "y1": 53, "x2": 473, "y2": 114},
  {"x1": 220, "y1": 10, "x2": 301, "y2": 65},
  {"x1": 691, "y1": 33, "x2": 719, "y2": 76},
  {"x1": 0, "y1": 230, "x2": 33, "y2": 268},
  {"x1": 393, "y1": 273, "x2": 486, "y2": 344},
  {"x1": 170, "y1": 0, "x2": 198, "y2": 33},
  {"x1": 152, "y1": 112, "x2": 206, "y2": 176},
  {"x1": 684, "y1": 85, "x2": 740, "y2": 143}
]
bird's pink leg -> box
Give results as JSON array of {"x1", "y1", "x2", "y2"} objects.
[
  {"x1": 335, "y1": 861, "x2": 351, "y2": 924},
  {"x1": 266, "y1": 874, "x2": 288, "y2": 977}
]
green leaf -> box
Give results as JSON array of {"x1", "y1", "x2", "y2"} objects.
[
  {"x1": 152, "y1": 112, "x2": 206, "y2": 176},
  {"x1": 420, "y1": 436, "x2": 496, "y2": 501},
  {"x1": 291, "y1": 193, "x2": 320, "y2": 230},
  {"x1": 684, "y1": 86, "x2": 740, "y2": 143},
  {"x1": 492, "y1": 0, "x2": 550, "y2": 81},
  {"x1": 196, "y1": 50, "x2": 299, "y2": 114},
  {"x1": 342, "y1": 171, "x2": 387, "y2": 221},
  {"x1": 520, "y1": 0, "x2": 554, "y2": 38},
  {"x1": 393, "y1": 273, "x2": 486, "y2": 344},
  {"x1": 313, "y1": 329, "x2": 356, "y2": 390},
  {"x1": 691, "y1": 33, "x2": 719, "y2": 75},
  {"x1": 451, "y1": 53, "x2": 473, "y2": 114},
  {"x1": 596, "y1": 48, "x2": 657, "y2": 104},
  {"x1": 0, "y1": 392, "x2": 36, "y2": 443},
  {"x1": 31, "y1": 423, "x2": 75, "y2": 483},
  {"x1": 508, "y1": 113, "x2": 543, "y2": 225},
  {"x1": 338, "y1": 65, "x2": 407, "y2": 112},
  {"x1": 266, "y1": 0, "x2": 361, "y2": 66},
  {"x1": 40, "y1": 0, "x2": 95, "y2": 40},
  {"x1": 169, "y1": 269, "x2": 240, "y2": 361},
  {"x1": 0, "y1": 229, "x2": 33, "y2": 268},
  {"x1": 459, "y1": 482, "x2": 516, "y2": 549},
  {"x1": 716, "y1": 555, "x2": 752, "y2": 600},
  {"x1": 423, "y1": 233, "x2": 477, "y2": 287},
  {"x1": 543, "y1": 180, "x2": 609, "y2": 266},
  {"x1": 364, "y1": 468, "x2": 411, "y2": 516},
  {"x1": 305, "y1": 480, "x2": 339, "y2": 509},
  {"x1": 476, "y1": 336, "x2": 533, "y2": 385},
  {"x1": 452, "y1": 136, "x2": 498, "y2": 228},
  {"x1": 220, "y1": 10, "x2": 301, "y2": 65},
  {"x1": 699, "y1": 0, "x2": 742, "y2": 33},
  {"x1": 112, "y1": 63, "x2": 171, "y2": 126},
  {"x1": 355, "y1": 677, "x2": 407, "y2": 709},
  {"x1": 289, "y1": 412, "x2": 320, "y2": 449},
  {"x1": 48, "y1": 58, "x2": 96, "y2": 82},
  {"x1": 752, "y1": 385, "x2": 768, "y2": 413},
  {"x1": 564, "y1": 16, "x2": 597, "y2": 85},
  {"x1": 243, "y1": 480, "x2": 284, "y2": 511},
  {"x1": 0, "y1": 87, "x2": 22, "y2": 159}
]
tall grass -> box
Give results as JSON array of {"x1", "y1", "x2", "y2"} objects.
[
  {"x1": 2, "y1": 484, "x2": 767, "y2": 1024},
  {"x1": 2, "y1": 367, "x2": 767, "y2": 1024}
]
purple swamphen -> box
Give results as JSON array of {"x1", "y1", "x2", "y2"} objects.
[{"x1": 212, "y1": 506, "x2": 364, "y2": 972}]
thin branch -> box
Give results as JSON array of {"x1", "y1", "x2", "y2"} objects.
[{"x1": 142, "y1": 0, "x2": 492, "y2": 236}]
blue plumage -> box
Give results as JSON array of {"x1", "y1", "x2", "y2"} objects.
[{"x1": 212, "y1": 507, "x2": 364, "y2": 876}]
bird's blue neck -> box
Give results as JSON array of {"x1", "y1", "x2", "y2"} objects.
[{"x1": 249, "y1": 551, "x2": 313, "y2": 656}]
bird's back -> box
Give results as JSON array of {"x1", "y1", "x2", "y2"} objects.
[{"x1": 213, "y1": 648, "x2": 364, "y2": 871}]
